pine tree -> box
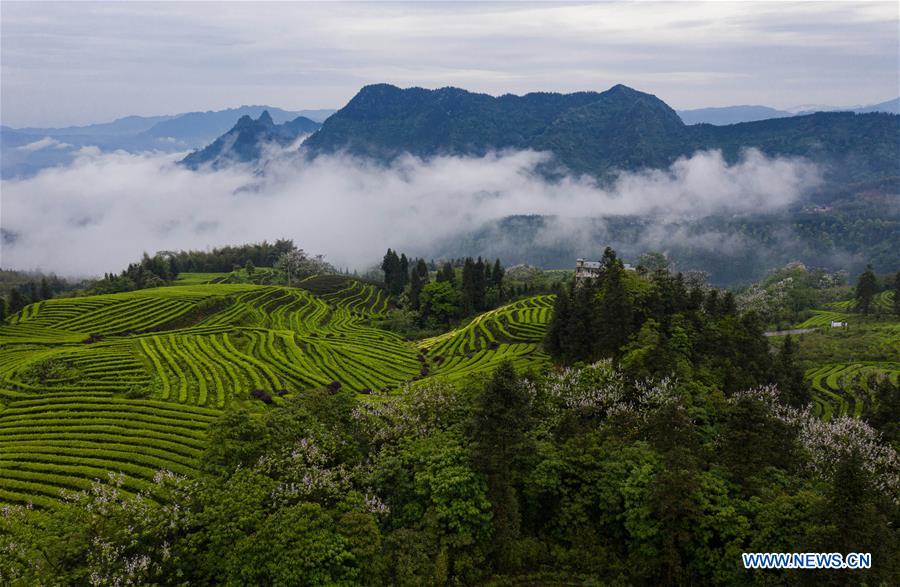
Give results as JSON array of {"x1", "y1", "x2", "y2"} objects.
[
  {"x1": 461, "y1": 257, "x2": 476, "y2": 314},
  {"x1": 436, "y1": 262, "x2": 455, "y2": 285},
  {"x1": 470, "y1": 361, "x2": 530, "y2": 570},
  {"x1": 415, "y1": 258, "x2": 429, "y2": 282},
  {"x1": 381, "y1": 249, "x2": 403, "y2": 295},
  {"x1": 492, "y1": 259, "x2": 504, "y2": 289},
  {"x1": 721, "y1": 291, "x2": 737, "y2": 315},
  {"x1": 544, "y1": 284, "x2": 571, "y2": 360},
  {"x1": 776, "y1": 335, "x2": 810, "y2": 408},
  {"x1": 408, "y1": 269, "x2": 423, "y2": 310},
  {"x1": 473, "y1": 257, "x2": 486, "y2": 312},
  {"x1": 596, "y1": 263, "x2": 634, "y2": 359},
  {"x1": 704, "y1": 289, "x2": 720, "y2": 317},
  {"x1": 399, "y1": 254, "x2": 410, "y2": 290},
  {"x1": 8, "y1": 289, "x2": 26, "y2": 314},
  {"x1": 893, "y1": 271, "x2": 900, "y2": 316},
  {"x1": 855, "y1": 264, "x2": 878, "y2": 315}
]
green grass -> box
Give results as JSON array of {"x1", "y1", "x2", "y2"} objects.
[{"x1": 0, "y1": 278, "x2": 554, "y2": 506}]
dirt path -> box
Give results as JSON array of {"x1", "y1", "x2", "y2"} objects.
[{"x1": 763, "y1": 327, "x2": 818, "y2": 337}]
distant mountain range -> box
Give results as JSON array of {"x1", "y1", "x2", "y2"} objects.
[
  {"x1": 677, "y1": 105, "x2": 793, "y2": 125},
  {"x1": 678, "y1": 97, "x2": 899, "y2": 125},
  {"x1": 296, "y1": 84, "x2": 898, "y2": 183},
  {"x1": 0, "y1": 106, "x2": 337, "y2": 178}
]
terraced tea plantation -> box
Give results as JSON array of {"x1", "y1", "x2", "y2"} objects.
[
  {"x1": 806, "y1": 361, "x2": 900, "y2": 420},
  {"x1": 0, "y1": 276, "x2": 553, "y2": 507},
  {"x1": 791, "y1": 291, "x2": 899, "y2": 420},
  {"x1": 419, "y1": 296, "x2": 554, "y2": 381}
]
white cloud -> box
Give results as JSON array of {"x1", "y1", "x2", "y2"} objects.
[
  {"x1": 0, "y1": 147, "x2": 819, "y2": 276},
  {"x1": 1, "y1": 1, "x2": 897, "y2": 126},
  {"x1": 16, "y1": 137, "x2": 72, "y2": 152}
]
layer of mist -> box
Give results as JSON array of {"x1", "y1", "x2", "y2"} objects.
[{"x1": 0, "y1": 146, "x2": 821, "y2": 277}]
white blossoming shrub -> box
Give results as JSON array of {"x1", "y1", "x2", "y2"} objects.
[{"x1": 729, "y1": 386, "x2": 900, "y2": 503}]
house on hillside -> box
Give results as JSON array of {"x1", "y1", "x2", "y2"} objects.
[
  {"x1": 575, "y1": 259, "x2": 602, "y2": 281},
  {"x1": 575, "y1": 258, "x2": 634, "y2": 283}
]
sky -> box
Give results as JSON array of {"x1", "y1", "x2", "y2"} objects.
[{"x1": 2, "y1": 1, "x2": 898, "y2": 128}]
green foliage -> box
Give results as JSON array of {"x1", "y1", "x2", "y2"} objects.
[
  {"x1": 418, "y1": 281, "x2": 461, "y2": 328},
  {"x1": 855, "y1": 264, "x2": 879, "y2": 315},
  {"x1": 3, "y1": 356, "x2": 899, "y2": 585}
]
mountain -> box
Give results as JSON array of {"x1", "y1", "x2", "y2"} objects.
[
  {"x1": 854, "y1": 97, "x2": 900, "y2": 115},
  {"x1": 1, "y1": 105, "x2": 334, "y2": 178},
  {"x1": 179, "y1": 111, "x2": 321, "y2": 169},
  {"x1": 303, "y1": 83, "x2": 900, "y2": 183},
  {"x1": 293, "y1": 109, "x2": 337, "y2": 123},
  {"x1": 793, "y1": 97, "x2": 900, "y2": 116},
  {"x1": 13, "y1": 114, "x2": 177, "y2": 137},
  {"x1": 677, "y1": 105, "x2": 793, "y2": 125},
  {"x1": 140, "y1": 105, "x2": 315, "y2": 146},
  {"x1": 677, "y1": 98, "x2": 900, "y2": 125}
]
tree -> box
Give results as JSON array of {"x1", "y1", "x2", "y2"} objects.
[
  {"x1": 277, "y1": 249, "x2": 330, "y2": 286},
  {"x1": 419, "y1": 281, "x2": 460, "y2": 327},
  {"x1": 595, "y1": 263, "x2": 633, "y2": 359},
  {"x1": 544, "y1": 284, "x2": 571, "y2": 360},
  {"x1": 0, "y1": 297, "x2": 6, "y2": 324},
  {"x1": 775, "y1": 335, "x2": 810, "y2": 408},
  {"x1": 244, "y1": 260, "x2": 255, "y2": 276},
  {"x1": 638, "y1": 251, "x2": 670, "y2": 273},
  {"x1": 436, "y1": 262, "x2": 456, "y2": 285},
  {"x1": 40, "y1": 277, "x2": 51, "y2": 301},
  {"x1": 381, "y1": 249, "x2": 403, "y2": 295},
  {"x1": 409, "y1": 269, "x2": 424, "y2": 311},
  {"x1": 399, "y1": 254, "x2": 410, "y2": 291},
  {"x1": 8, "y1": 288, "x2": 26, "y2": 315},
  {"x1": 491, "y1": 259, "x2": 504, "y2": 297},
  {"x1": 893, "y1": 271, "x2": 900, "y2": 316},
  {"x1": 855, "y1": 264, "x2": 878, "y2": 315},
  {"x1": 470, "y1": 361, "x2": 531, "y2": 570}
]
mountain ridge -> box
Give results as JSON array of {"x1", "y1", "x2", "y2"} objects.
[
  {"x1": 179, "y1": 111, "x2": 321, "y2": 170},
  {"x1": 300, "y1": 83, "x2": 899, "y2": 183}
]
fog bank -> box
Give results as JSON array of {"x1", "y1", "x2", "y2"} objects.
[{"x1": 0, "y1": 147, "x2": 820, "y2": 276}]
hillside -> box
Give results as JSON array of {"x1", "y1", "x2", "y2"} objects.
[
  {"x1": 787, "y1": 291, "x2": 899, "y2": 420},
  {"x1": 302, "y1": 83, "x2": 900, "y2": 182},
  {"x1": 0, "y1": 275, "x2": 551, "y2": 507},
  {"x1": 179, "y1": 111, "x2": 321, "y2": 169}
]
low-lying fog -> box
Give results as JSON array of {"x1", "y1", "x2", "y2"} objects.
[{"x1": 0, "y1": 145, "x2": 820, "y2": 276}]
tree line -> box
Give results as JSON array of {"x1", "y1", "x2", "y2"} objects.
[
  {"x1": 545, "y1": 247, "x2": 810, "y2": 405},
  {"x1": 381, "y1": 249, "x2": 508, "y2": 330},
  {"x1": 167, "y1": 239, "x2": 297, "y2": 273}
]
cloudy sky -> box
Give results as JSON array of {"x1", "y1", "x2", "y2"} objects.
[{"x1": 2, "y1": 1, "x2": 898, "y2": 128}]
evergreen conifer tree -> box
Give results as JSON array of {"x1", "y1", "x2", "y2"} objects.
[{"x1": 855, "y1": 265, "x2": 878, "y2": 315}]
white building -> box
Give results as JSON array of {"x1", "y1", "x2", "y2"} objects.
[
  {"x1": 575, "y1": 259, "x2": 602, "y2": 280},
  {"x1": 575, "y1": 258, "x2": 634, "y2": 282}
]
